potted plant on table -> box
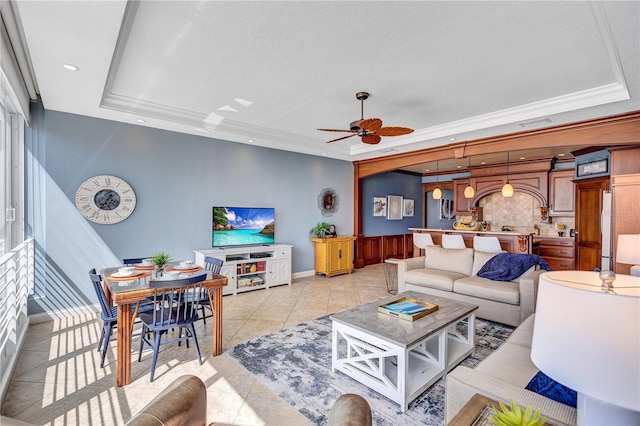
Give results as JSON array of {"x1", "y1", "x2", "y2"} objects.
[
  {"x1": 151, "y1": 252, "x2": 172, "y2": 278},
  {"x1": 309, "y1": 222, "x2": 332, "y2": 238},
  {"x1": 490, "y1": 401, "x2": 547, "y2": 426}
]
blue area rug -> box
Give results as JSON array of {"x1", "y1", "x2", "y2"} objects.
[{"x1": 227, "y1": 315, "x2": 514, "y2": 425}]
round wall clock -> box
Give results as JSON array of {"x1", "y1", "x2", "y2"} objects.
[{"x1": 75, "y1": 175, "x2": 137, "y2": 224}]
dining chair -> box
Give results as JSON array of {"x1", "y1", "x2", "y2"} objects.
[
  {"x1": 89, "y1": 269, "x2": 154, "y2": 368},
  {"x1": 194, "y1": 256, "x2": 224, "y2": 324},
  {"x1": 473, "y1": 236, "x2": 503, "y2": 253},
  {"x1": 137, "y1": 272, "x2": 208, "y2": 382},
  {"x1": 442, "y1": 234, "x2": 466, "y2": 249}
]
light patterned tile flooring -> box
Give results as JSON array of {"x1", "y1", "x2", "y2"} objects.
[{"x1": 2, "y1": 264, "x2": 391, "y2": 425}]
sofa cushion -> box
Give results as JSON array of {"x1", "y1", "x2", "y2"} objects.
[
  {"x1": 453, "y1": 276, "x2": 520, "y2": 305},
  {"x1": 472, "y1": 250, "x2": 501, "y2": 276},
  {"x1": 405, "y1": 269, "x2": 467, "y2": 291},
  {"x1": 424, "y1": 246, "x2": 474, "y2": 276},
  {"x1": 525, "y1": 371, "x2": 577, "y2": 408},
  {"x1": 506, "y1": 314, "x2": 535, "y2": 348},
  {"x1": 476, "y1": 341, "x2": 540, "y2": 387}
]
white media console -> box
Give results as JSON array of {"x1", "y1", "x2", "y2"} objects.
[{"x1": 194, "y1": 244, "x2": 292, "y2": 296}]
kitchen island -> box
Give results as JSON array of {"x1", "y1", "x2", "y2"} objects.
[{"x1": 409, "y1": 228, "x2": 533, "y2": 255}]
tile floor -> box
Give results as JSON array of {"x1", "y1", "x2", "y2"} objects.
[{"x1": 2, "y1": 264, "x2": 391, "y2": 425}]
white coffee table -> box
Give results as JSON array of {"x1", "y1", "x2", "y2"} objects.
[{"x1": 330, "y1": 291, "x2": 478, "y2": 412}]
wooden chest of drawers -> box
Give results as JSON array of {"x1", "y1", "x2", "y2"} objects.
[{"x1": 534, "y1": 238, "x2": 575, "y2": 270}]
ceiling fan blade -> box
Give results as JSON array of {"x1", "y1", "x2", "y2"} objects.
[
  {"x1": 360, "y1": 118, "x2": 383, "y2": 131},
  {"x1": 327, "y1": 134, "x2": 357, "y2": 143},
  {"x1": 317, "y1": 128, "x2": 353, "y2": 132},
  {"x1": 377, "y1": 126, "x2": 415, "y2": 136},
  {"x1": 361, "y1": 134, "x2": 382, "y2": 145}
]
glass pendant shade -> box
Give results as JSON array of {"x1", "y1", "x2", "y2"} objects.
[
  {"x1": 502, "y1": 153, "x2": 513, "y2": 197},
  {"x1": 433, "y1": 187, "x2": 442, "y2": 200},
  {"x1": 464, "y1": 185, "x2": 475, "y2": 198},
  {"x1": 502, "y1": 182, "x2": 514, "y2": 197},
  {"x1": 432, "y1": 161, "x2": 442, "y2": 199}
]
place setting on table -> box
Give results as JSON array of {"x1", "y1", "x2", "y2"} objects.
[{"x1": 104, "y1": 258, "x2": 204, "y2": 285}]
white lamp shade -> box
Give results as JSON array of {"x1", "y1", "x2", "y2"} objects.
[
  {"x1": 464, "y1": 185, "x2": 475, "y2": 198},
  {"x1": 501, "y1": 182, "x2": 514, "y2": 197},
  {"x1": 617, "y1": 234, "x2": 640, "y2": 265},
  {"x1": 432, "y1": 187, "x2": 442, "y2": 200},
  {"x1": 531, "y1": 271, "x2": 640, "y2": 412}
]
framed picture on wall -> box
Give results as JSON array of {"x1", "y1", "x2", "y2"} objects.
[
  {"x1": 387, "y1": 195, "x2": 403, "y2": 220},
  {"x1": 440, "y1": 198, "x2": 455, "y2": 220},
  {"x1": 373, "y1": 197, "x2": 387, "y2": 217},
  {"x1": 403, "y1": 199, "x2": 414, "y2": 217}
]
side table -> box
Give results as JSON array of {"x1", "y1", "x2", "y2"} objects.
[
  {"x1": 383, "y1": 258, "x2": 401, "y2": 294},
  {"x1": 447, "y1": 394, "x2": 552, "y2": 426}
]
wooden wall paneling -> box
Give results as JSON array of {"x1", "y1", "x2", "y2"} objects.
[
  {"x1": 404, "y1": 234, "x2": 414, "y2": 258},
  {"x1": 353, "y1": 163, "x2": 365, "y2": 269},
  {"x1": 383, "y1": 235, "x2": 406, "y2": 259},
  {"x1": 362, "y1": 236, "x2": 382, "y2": 266}
]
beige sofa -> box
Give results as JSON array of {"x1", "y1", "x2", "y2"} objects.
[
  {"x1": 445, "y1": 315, "x2": 577, "y2": 425},
  {"x1": 396, "y1": 246, "x2": 544, "y2": 327}
]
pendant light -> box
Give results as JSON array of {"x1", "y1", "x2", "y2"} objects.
[
  {"x1": 432, "y1": 161, "x2": 442, "y2": 200},
  {"x1": 464, "y1": 157, "x2": 475, "y2": 198},
  {"x1": 502, "y1": 152, "x2": 514, "y2": 197}
]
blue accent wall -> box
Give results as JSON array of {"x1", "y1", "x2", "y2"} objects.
[
  {"x1": 25, "y1": 107, "x2": 353, "y2": 314},
  {"x1": 426, "y1": 190, "x2": 456, "y2": 229},
  {"x1": 362, "y1": 172, "x2": 423, "y2": 235}
]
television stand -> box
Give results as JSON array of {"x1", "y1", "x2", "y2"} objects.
[{"x1": 194, "y1": 244, "x2": 292, "y2": 296}]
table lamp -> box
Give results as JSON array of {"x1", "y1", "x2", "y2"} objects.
[
  {"x1": 531, "y1": 271, "x2": 640, "y2": 425},
  {"x1": 616, "y1": 234, "x2": 640, "y2": 277}
]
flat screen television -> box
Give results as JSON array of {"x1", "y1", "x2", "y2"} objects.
[{"x1": 212, "y1": 207, "x2": 275, "y2": 247}]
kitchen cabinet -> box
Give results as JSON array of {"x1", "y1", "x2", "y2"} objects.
[
  {"x1": 310, "y1": 236, "x2": 356, "y2": 277},
  {"x1": 549, "y1": 170, "x2": 575, "y2": 216},
  {"x1": 534, "y1": 237, "x2": 575, "y2": 270},
  {"x1": 453, "y1": 178, "x2": 473, "y2": 215}
]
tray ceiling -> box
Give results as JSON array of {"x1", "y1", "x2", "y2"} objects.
[{"x1": 14, "y1": 1, "x2": 640, "y2": 170}]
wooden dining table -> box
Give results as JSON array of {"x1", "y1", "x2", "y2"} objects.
[{"x1": 101, "y1": 265, "x2": 227, "y2": 386}]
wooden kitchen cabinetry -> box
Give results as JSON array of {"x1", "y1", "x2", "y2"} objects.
[
  {"x1": 548, "y1": 169, "x2": 575, "y2": 216},
  {"x1": 453, "y1": 178, "x2": 473, "y2": 215},
  {"x1": 534, "y1": 237, "x2": 575, "y2": 270},
  {"x1": 575, "y1": 177, "x2": 609, "y2": 271},
  {"x1": 310, "y1": 236, "x2": 356, "y2": 277}
]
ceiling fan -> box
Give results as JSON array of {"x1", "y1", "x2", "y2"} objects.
[{"x1": 318, "y1": 92, "x2": 414, "y2": 144}]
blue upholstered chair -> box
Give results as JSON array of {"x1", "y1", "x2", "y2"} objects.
[
  {"x1": 137, "y1": 272, "x2": 208, "y2": 382},
  {"x1": 89, "y1": 268, "x2": 154, "y2": 368}
]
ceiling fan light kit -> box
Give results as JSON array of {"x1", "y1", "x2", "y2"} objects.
[{"x1": 319, "y1": 92, "x2": 414, "y2": 145}]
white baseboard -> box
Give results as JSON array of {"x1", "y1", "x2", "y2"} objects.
[{"x1": 292, "y1": 270, "x2": 316, "y2": 279}]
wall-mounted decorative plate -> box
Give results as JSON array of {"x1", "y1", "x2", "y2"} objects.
[{"x1": 317, "y1": 188, "x2": 338, "y2": 217}]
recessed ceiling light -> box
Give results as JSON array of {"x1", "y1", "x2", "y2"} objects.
[
  {"x1": 520, "y1": 157, "x2": 526, "y2": 160},
  {"x1": 136, "y1": 119, "x2": 145, "y2": 123},
  {"x1": 62, "y1": 63, "x2": 79, "y2": 71},
  {"x1": 456, "y1": 165, "x2": 462, "y2": 168},
  {"x1": 322, "y1": 152, "x2": 328, "y2": 156},
  {"x1": 481, "y1": 161, "x2": 486, "y2": 165},
  {"x1": 425, "y1": 169, "x2": 430, "y2": 172},
  {"x1": 558, "y1": 153, "x2": 565, "y2": 157},
  {"x1": 449, "y1": 137, "x2": 456, "y2": 141},
  {"x1": 248, "y1": 139, "x2": 254, "y2": 143}
]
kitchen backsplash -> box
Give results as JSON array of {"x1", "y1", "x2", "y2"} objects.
[{"x1": 477, "y1": 192, "x2": 575, "y2": 236}]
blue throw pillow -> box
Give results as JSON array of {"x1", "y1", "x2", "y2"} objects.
[{"x1": 525, "y1": 371, "x2": 577, "y2": 407}]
